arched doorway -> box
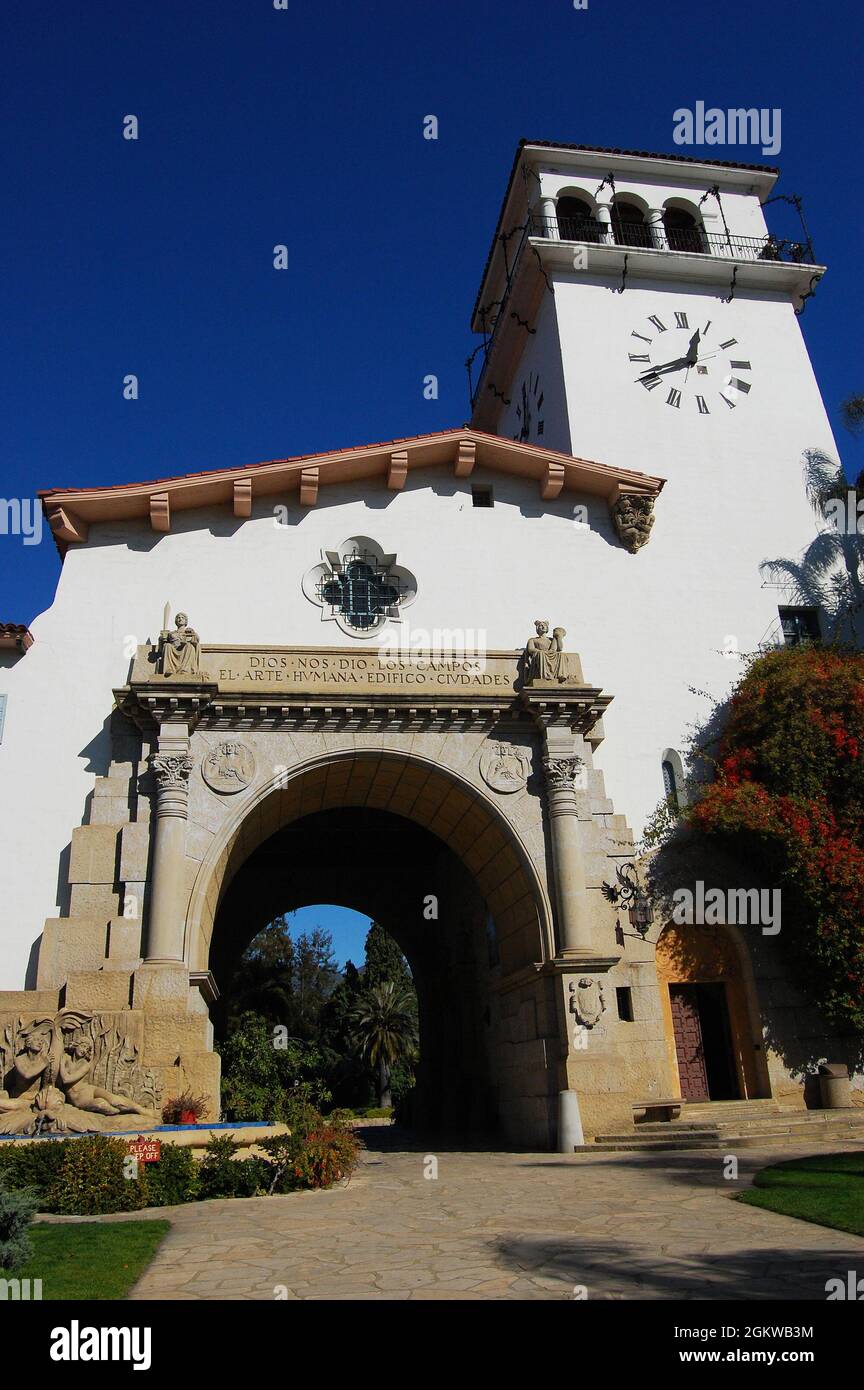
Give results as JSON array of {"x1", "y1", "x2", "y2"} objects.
[
  {"x1": 656, "y1": 922, "x2": 769, "y2": 1103},
  {"x1": 187, "y1": 751, "x2": 558, "y2": 1142}
]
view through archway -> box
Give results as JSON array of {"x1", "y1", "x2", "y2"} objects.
[{"x1": 210, "y1": 806, "x2": 504, "y2": 1137}]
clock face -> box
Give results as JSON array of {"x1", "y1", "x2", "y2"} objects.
[
  {"x1": 514, "y1": 371, "x2": 544, "y2": 442},
  {"x1": 627, "y1": 310, "x2": 752, "y2": 415}
]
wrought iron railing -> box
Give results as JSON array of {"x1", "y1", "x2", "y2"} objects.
[
  {"x1": 468, "y1": 212, "x2": 817, "y2": 408},
  {"x1": 527, "y1": 212, "x2": 815, "y2": 264}
]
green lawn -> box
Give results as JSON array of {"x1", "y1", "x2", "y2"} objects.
[
  {"x1": 737, "y1": 1151, "x2": 864, "y2": 1237},
  {"x1": 0, "y1": 1220, "x2": 170, "y2": 1300}
]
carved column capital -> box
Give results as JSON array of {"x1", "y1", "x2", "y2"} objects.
[
  {"x1": 543, "y1": 754, "x2": 583, "y2": 802},
  {"x1": 151, "y1": 751, "x2": 193, "y2": 817}
]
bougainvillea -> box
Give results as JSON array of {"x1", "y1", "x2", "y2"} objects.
[{"x1": 686, "y1": 644, "x2": 864, "y2": 1030}]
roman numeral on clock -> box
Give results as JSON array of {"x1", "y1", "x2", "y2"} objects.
[
  {"x1": 674, "y1": 312, "x2": 689, "y2": 328},
  {"x1": 721, "y1": 393, "x2": 736, "y2": 408},
  {"x1": 696, "y1": 395, "x2": 710, "y2": 414},
  {"x1": 631, "y1": 331, "x2": 652, "y2": 343},
  {"x1": 729, "y1": 360, "x2": 751, "y2": 371},
  {"x1": 729, "y1": 377, "x2": 751, "y2": 394},
  {"x1": 719, "y1": 338, "x2": 737, "y2": 350},
  {"x1": 666, "y1": 388, "x2": 682, "y2": 408},
  {"x1": 648, "y1": 316, "x2": 667, "y2": 332},
  {"x1": 629, "y1": 353, "x2": 650, "y2": 362},
  {"x1": 639, "y1": 374, "x2": 662, "y2": 391}
]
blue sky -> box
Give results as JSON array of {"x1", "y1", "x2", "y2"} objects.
[
  {"x1": 2, "y1": 0, "x2": 861, "y2": 624},
  {"x1": 289, "y1": 905, "x2": 373, "y2": 972}
]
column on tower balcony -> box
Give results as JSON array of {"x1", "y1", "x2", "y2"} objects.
[
  {"x1": 145, "y1": 723, "x2": 193, "y2": 963},
  {"x1": 648, "y1": 207, "x2": 669, "y2": 250},
  {"x1": 539, "y1": 195, "x2": 559, "y2": 239},
  {"x1": 594, "y1": 197, "x2": 615, "y2": 245}
]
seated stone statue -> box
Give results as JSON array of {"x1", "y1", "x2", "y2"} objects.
[
  {"x1": 58, "y1": 1037, "x2": 154, "y2": 1117},
  {"x1": 524, "y1": 620, "x2": 580, "y2": 685},
  {"x1": 159, "y1": 611, "x2": 201, "y2": 676}
]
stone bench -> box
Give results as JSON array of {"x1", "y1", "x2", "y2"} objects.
[{"x1": 632, "y1": 1098, "x2": 681, "y2": 1124}]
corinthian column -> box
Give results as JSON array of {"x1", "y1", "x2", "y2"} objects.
[
  {"x1": 145, "y1": 736, "x2": 193, "y2": 963},
  {"x1": 543, "y1": 753, "x2": 595, "y2": 959}
]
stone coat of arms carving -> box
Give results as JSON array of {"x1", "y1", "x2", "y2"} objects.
[
  {"x1": 202, "y1": 740, "x2": 256, "y2": 794},
  {"x1": 479, "y1": 741, "x2": 531, "y2": 794},
  {"x1": 569, "y1": 977, "x2": 607, "y2": 1029}
]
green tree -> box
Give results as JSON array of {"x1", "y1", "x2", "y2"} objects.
[
  {"x1": 228, "y1": 914, "x2": 296, "y2": 1026},
  {"x1": 291, "y1": 928, "x2": 340, "y2": 1039},
  {"x1": 841, "y1": 393, "x2": 864, "y2": 437},
  {"x1": 228, "y1": 917, "x2": 340, "y2": 1039},
  {"x1": 362, "y1": 922, "x2": 413, "y2": 990},
  {"x1": 349, "y1": 981, "x2": 418, "y2": 1108},
  {"x1": 219, "y1": 1011, "x2": 331, "y2": 1121}
]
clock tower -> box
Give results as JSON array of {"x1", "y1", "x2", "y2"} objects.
[{"x1": 469, "y1": 139, "x2": 837, "y2": 836}]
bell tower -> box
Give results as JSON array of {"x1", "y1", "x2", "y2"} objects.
[{"x1": 469, "y1": 140, "x2": 836, "y2": 509}]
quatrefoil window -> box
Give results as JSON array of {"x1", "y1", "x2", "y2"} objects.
[{"x1": 302, "y1": 537, "x2": 417, "y2": 637}]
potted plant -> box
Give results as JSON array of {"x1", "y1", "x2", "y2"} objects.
[{"x1": 162, "y1": 1090, "x2": 209, "y2": 1126}]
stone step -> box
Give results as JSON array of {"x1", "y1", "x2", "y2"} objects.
[
  {"x1": 711, "y1": 1116, "x2": 864, "y2": 1136},
  {"x1": 595, "y1": 1128, "x2": 719, "y2": 1144},
  {"x1": 720, "y1": 1130, "x2": 864, "y2": 1149},
  {"x1": 679, "y1": 1102, "x2": 784, "y2": 1118},
  {"x1": 578, "y1": 1138, "x2": 719, "y2": 1153}
]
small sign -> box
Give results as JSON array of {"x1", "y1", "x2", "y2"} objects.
[{"x1": 126, "y1": 1136, "x2": 161, "y2": 1163}]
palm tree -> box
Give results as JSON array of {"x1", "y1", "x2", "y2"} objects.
[
  {"x1": 760, "y1": 449, "x2": 864, "y2": 643},
  {"x1": 349, "y1": 981, "x2": 418, "y2": 1108},
  {"x1": 841, "y1": 393, "x2": 864, "y2": 438}
]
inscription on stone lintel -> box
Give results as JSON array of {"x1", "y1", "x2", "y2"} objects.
[{"x1": 211, "y1": 651, "x2": 516, "y2": 691}]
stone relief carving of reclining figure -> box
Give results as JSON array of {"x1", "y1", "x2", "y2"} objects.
[{"x1": 0, "y1": 1011, "x2": 161, "y2": 1136}]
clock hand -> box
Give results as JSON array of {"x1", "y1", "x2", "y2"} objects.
[
  {"x1": 685, "y1": 328, "x2": 701, "y2": 364},
  {"x1": 638, "y1": 357, "x2": 689, "y2": 378}
]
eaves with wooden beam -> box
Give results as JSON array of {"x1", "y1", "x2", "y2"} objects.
[{"x1": 39, "y1": 428, "x2": 665, "y2": 557}]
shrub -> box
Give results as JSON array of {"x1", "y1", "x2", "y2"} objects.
[
  {"x1": 44, "y1": 1135, "x2": 144, "y2": 1216},
  {"x1": 0, "y1": 1137, "x2": 67, "y2": 1202},
  {"x1": 219, "y1": 1012, "x2": 332, "y2": 1124},
  {"x1": 197, "y1": 1134, "x2": 265, "y2": 1200},
  {"x1": 141, "y1": 1143, "x2": 199, "y2": 1207},
  {"x1": 0, "y1": 1178, "x2": 39, "y2": 1272},
  {"x1": 258, "y1": 1108, "x2": 360, "y2": 1192},
  {"x1": 684, "y1": 645, "x2": 864, "y2": 1029}
]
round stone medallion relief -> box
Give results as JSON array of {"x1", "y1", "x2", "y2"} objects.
[
  {"x1": 479, "y1": 741, "x2": 531, "y2": 794},
  {"x1": 202, "y1": 740, "x2": 256, "y2": 795}
]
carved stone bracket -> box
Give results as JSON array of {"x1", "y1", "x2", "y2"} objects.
[{"x1": 611, "y1": 492, "x2": 655, "y2": 553}]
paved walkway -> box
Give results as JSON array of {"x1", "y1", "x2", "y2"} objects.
[{"x1": 75, "y1": 1137, "x2": 864, "y2": 1300}]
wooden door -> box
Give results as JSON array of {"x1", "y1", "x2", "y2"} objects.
[{"x1": 669, "y1": 985, "x2": 710, "y2": 1101}]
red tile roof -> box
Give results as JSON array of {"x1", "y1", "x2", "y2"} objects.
[{"x1": 0, "y1": 623, "x2": 34, "y2": 651}]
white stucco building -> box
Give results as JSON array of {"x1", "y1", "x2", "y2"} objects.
[{"x1": 0, "y1": 141, "x2": 855, "y2": 1148}]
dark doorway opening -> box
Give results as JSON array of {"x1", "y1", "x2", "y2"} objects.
[
  {"x1": 670, "y1": 982, "x2": 739, "y2": 1102},
  {"x1": 211, "y1": 806, "x2": 500, "y2": 1138}
]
